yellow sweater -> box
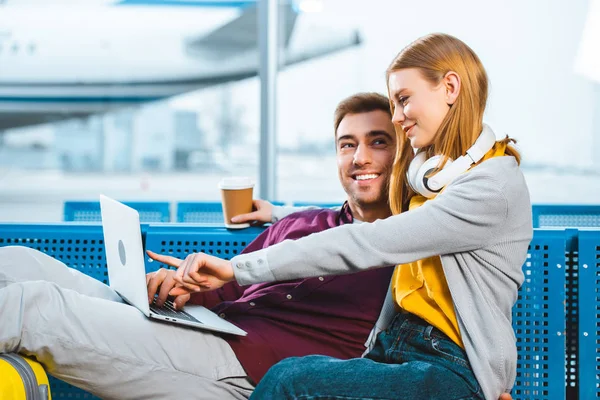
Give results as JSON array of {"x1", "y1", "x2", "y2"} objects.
[{"x1": 391, "y1": 142, "x2": 507, "y2": 347}]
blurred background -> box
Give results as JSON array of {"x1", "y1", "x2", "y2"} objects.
[{"x1": 0, "y1": 0, "x2": 599, "y2": 221}]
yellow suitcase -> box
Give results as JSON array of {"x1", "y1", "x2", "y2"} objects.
[{"x1": 0, "y1": 353, "x2": 51, "y2": 400}]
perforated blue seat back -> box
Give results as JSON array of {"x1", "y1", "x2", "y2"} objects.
[
  {"x1": 564, "y1": 230, "x2": 579, "y2": 399},
  {"x1": 0, "y1": 223, "x2": 585, "y2": 399},
  {"x1": 144, "y1": 225, "x2": 264, "y2": 273},
  {"x1": 64, "y1": 201, "x2": 171, "y2": 223},
  {"x1": 577, "y1": 230, "x2": 599, "y2": 400},
  {"x1": 176, "y1": 202, "x2": 224, "y2": 223},
  {"x1": 0, "y1": 223, "x2": 108, "y2": 284},
  {"x1": 532, "y1": 204, "x2": 600, "y2": 228},
  {"x1": 176, "y1": 201, "x2": 286, "y2": 223},
  {"x1": 511, "y1": 229, "x2": 567, "y2": 399}
]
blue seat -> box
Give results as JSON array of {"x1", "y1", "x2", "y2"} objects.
[
  {"x1": 532, "y1": 204, "x2": 600, "y2": 228},
  {"x1": 176, "y1": 201, "x2": 285, "y2": 223},
  {"x1": 176, "y1": 202, "x2": 224, "y2": 223},
  {"x1": 576, "y1": 230, "x2": 600, "y2": 400},
  {"x1": 64, "y1": 201, "x2": 171, "y2": 223},
  {"x1": 0, "y1": 223, "x2": 585, "y2": 398},
  {"x1": 511, "y1": 229, "x2": 570, "y2": 400},
  {"x1": 144, "y1": 224, "x2": 266, "y2": 272}
]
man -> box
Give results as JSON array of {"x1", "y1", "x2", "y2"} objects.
[
  {"x1": 146, "y1": 91, "x2": 399, "y2": 393},
  {"x1": 0, "y1": 93, "x2": 396, "y2": 399}
]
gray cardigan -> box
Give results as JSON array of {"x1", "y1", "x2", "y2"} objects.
[{"x1": 231, "y1": 156, "x2": 533, "y2": 400}]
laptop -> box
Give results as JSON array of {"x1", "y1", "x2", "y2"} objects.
[{"x1": 99, "y1": 194, "x2": 246, "y2": 336}]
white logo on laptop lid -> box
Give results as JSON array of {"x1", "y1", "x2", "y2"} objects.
[{"x1": 118, "y1": 240, "x2": 127, "y2": 266}]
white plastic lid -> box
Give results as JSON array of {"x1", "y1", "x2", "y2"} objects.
[{"x1": 218, "y1": 177, "x2": 255, "y2": 190}]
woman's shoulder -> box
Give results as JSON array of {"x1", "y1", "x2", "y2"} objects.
[
  {"x1": 444, "y1": 156, "x2": 527, "y2": 203},
  {"x1": 461, "y1": 156, "x2": 522, "y2": 185},
  {"x1": 453, "y1": 156, "x2": 530, "y2": 207}
]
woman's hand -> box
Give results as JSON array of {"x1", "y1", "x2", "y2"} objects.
[
  {"x1": 146, "y1": 250, "x2": 235, "y2": 295},
  {"x1": 230, "y1": 199, "x2": 274, "y2": 225}
]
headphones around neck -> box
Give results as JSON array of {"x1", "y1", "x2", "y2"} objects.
[{"x1": 406, "y1": 124, "x2": 497, "y2": 198}]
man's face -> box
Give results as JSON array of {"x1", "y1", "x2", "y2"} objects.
[{"x1": 336, "y1": 110, "x2": 397, "y2": 209}]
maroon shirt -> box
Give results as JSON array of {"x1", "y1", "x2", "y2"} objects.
[{"x1": 188, "y1": 203, "x2": 394, "y2": 384}]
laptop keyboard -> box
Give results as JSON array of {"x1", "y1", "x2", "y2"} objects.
[{"x1": 150, "y1": 299, "x2": 201, "y2": 323}]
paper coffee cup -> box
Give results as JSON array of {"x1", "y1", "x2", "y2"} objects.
[{"x1": 218, "y1": 177, "x2": 255, "y2": 229}]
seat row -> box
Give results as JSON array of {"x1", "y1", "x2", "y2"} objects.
[
  {"x1": 0, "y1": 223, "x2": 596, "y2": 399},
  {"x1": 63, "y1": 200, "x2": 342, "y2": 223},
  {"x1": 63, "y1": 201, "x2": 600, "y2": 229}
]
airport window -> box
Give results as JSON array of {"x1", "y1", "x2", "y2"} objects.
[{"x1": 0, "y1": 1, "x2": 598, "y2": 223}]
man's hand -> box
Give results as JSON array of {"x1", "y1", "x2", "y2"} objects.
[
  {"x1": 146, "y1": 251, "x2": 191, "y2": 310},
  {"x1": 499, "y1": 393, "x2": 512, "y2": 400},
  {"x1": 146, "y1": 250, "x2": 235, "y2": 296},
  {"x1": 230, "y1": 199, "x2": 274, "y2": 225}
]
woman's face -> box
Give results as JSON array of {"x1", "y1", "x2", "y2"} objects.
[{"x1": 388, "y1": 68, "x2": 452, "y2": 149}]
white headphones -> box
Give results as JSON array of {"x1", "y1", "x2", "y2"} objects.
[{"x1": 406, "y1": 124, "x2": 497, "y2": 198}]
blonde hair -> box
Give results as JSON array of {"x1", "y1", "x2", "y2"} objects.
[{"x1": 386, "y1": 33, "x2": 520, "y2": 213}]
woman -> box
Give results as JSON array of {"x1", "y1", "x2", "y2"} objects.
[{"x1": 167, "y1": 33, "x2": 532, "y2": 400}]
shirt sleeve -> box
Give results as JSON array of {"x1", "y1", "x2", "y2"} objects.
[{"x1": 232, "y1": 171, "x2": 509, "y2": 285}]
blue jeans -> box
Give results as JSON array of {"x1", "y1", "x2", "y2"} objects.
[{"x1": 250, "y1": 312, "x2": 484, "y2": 400}]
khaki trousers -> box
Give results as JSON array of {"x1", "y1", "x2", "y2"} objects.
[{"x1": 0, "y1": 246, "x2": 254, "y2": 400}]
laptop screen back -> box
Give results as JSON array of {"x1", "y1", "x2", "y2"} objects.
[{"x1": 100, "y1": 195, "x2": 150, "y2": 315}]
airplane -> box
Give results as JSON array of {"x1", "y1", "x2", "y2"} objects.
[{"x1": 0, "y1": 0, "x2": 361, "y2": 130}]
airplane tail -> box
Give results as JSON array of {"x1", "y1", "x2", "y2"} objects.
[
  {"x1": 185, "y1": 2, "x2": 361, "y2": 65},
  {"x1": 185, "y1": 3, "x2": 298, "y2": 59}
]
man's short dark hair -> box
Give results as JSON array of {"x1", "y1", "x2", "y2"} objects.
[{"x1": 333, "y1": 92, "x2": 391, "y2": 136}]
